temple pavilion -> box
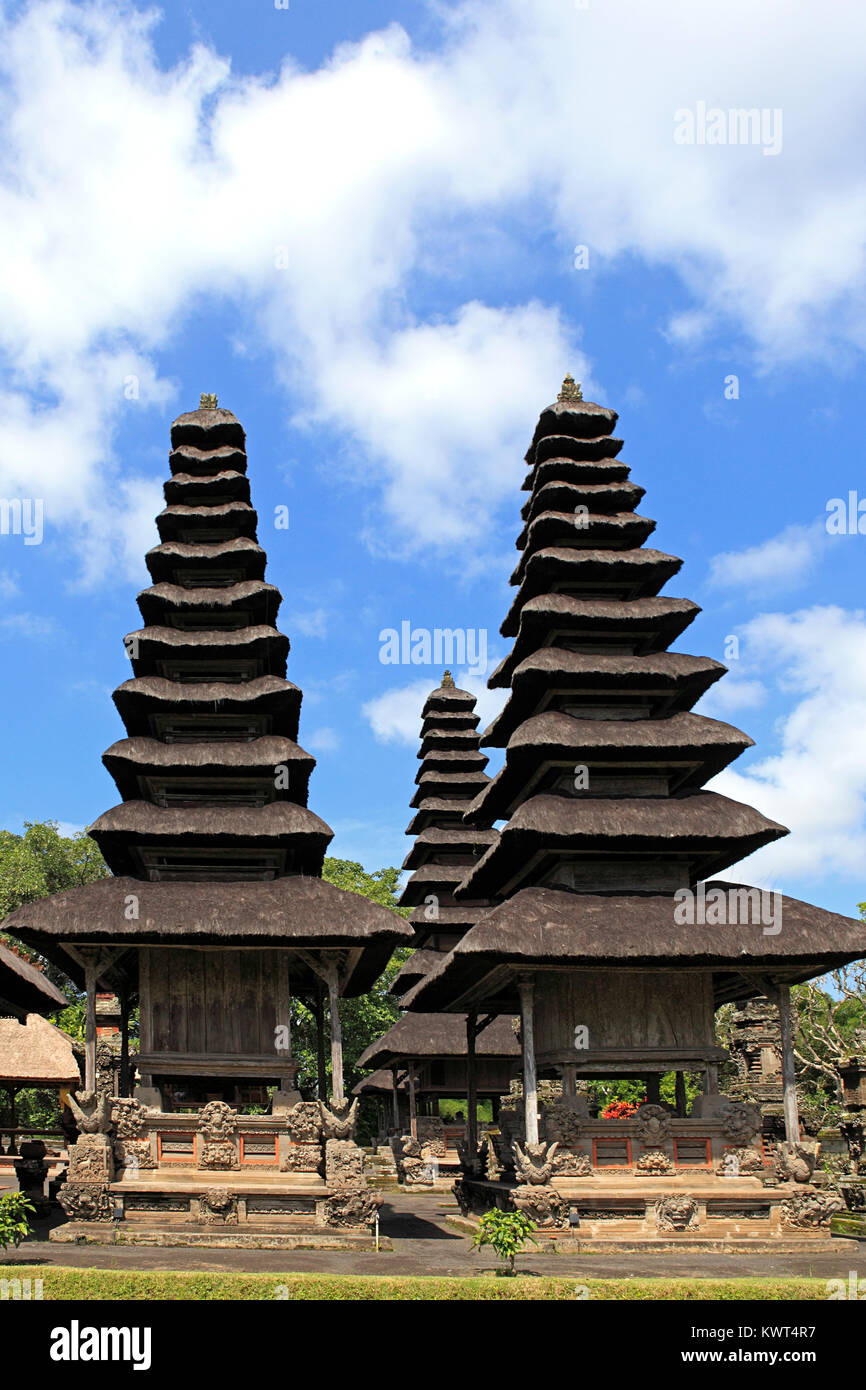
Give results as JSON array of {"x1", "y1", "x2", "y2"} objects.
[
  {"x1": 354, "y1": 676, "x2": 518, "y2": 1175},
  {"x1": 406, "y1": 378, "x2": 866, "y2": 1242},
  {"x1": 1, "y1": 396, "x2": 411, "y2": 1245}
]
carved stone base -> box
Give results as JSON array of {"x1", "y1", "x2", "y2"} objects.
[
  {"x1": 322, "y1": 1185, "x2": 382, "y2": 1229},
  {"x1": 68, "y1": 1133, "x2": 115, "y2": 1184},
  {"x1": 57, "y1": 1182, "x2": 113, "y2": 1222},
  {"x1": 512, "y1": 1183, "x2": 568, "y2": 1228}
]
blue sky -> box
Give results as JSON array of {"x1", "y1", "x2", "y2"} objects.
[{"x1": 1, "y1": 0, "x2": 866, "y2": 920}]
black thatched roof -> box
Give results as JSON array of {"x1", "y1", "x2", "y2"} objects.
[
  {"x1": 170, "y1": 406, "x2": 246, "y2": 451},
  {"x1": 102, "y1": 735, "x2": 315, "y2": 804},
  {"x1": 112, "y1": 675, "x2": 301, "y2": 740},
  {"x1": 401, "y1": 826, "x2": 498, "y2": 871},
  {"x1": 145, "y1": 537, "x2": 267, "y2": 585},
  {"x1": 525, "y1": 398, "x2": 619, "y2": 460},
  {"x1": 164, "y1": 470, "x2": 251, "y2": 505},
  {"x1": 404, "y1": 883, "x2": 866, "y2": 1012},
  {"x1": 0, "y1": 941, "x2": 68, "y2": 1017},
  {"x1": 388, "y1": 948, "x2": 443, "y2": 996},
  {"x1": 357, "y1": 1012, "x2": 520, "y2": 1067},
  {"x1": 465, "y1": 711, "x2": 752, "y2": 823},
  {"x1": 457, "y1": 790, "x2": 787, "y2": 899},
  {"x1": 491, "y1": 595, "x2": 701, "y2": 686},
  {"x1": 156, "y1": 501, "x2": 258, "y2": 543},
  {"x1": 169, "y1": 443, "x2": 248, "y2": 476},
  {"x1": 515, "y1": 510, "x2": 656, "y2": 559},
  {"x1": 502, "y1": 547, "x2": 684, "y2": 632},
  {"x1": 521, "y1": 479, "x2": 646, "y2": 523},
  {"x1": 136, "y1": 579, "x2": 281, "y2": 627},
  {"x1": 2, "y1": 877, "x2": 413, "y2": 997},
  {"x1": 483, "y1": 648, "x2": 725, "y2": 745}
]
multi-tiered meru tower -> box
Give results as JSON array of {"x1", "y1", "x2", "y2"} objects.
[
  {"x1": 3, "y1": 397, "x2": 411, "y2": 1246},
  {"x1": 354, "y1": 675, "x2": 518, "y2": 1177},
  {"x1": 407, "y1": 378, "x2": 866, "y2": 1244}
]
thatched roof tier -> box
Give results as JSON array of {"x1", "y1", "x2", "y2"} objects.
[
  {"x1": 357, "y1": 1012, "x2": 520, "y2": 1067},
  {"x1": 408, "y1": 903, "x2": 491, "y2": 929},
  {"x1": 456, "y1": 791, "x2": 787, "y2": 900},
  {"x1": 156, "y1": 502, "x2": 258, "y2": 543},
  {"x1": 404, "y1": 884, "x2": 866, "y2": 1013},
  {"x1": 136, "y1": 579, "x2": 281, "y2": 628},
  {"x1": 525, "y1": 398, "x2": 619, "y2": 458},
  {"x1": 464, "y1": 711, "x2": 752, "y2": 823},
  {"x1": 353, "y1": 1067, "x2": 403, "y2": 1095},
  {"x1": 170, "y1": 406, "x2": 246, "y2": 452},
  {"x1": 421, "y1": 684, "x2": 478, "y2": 715},
  {"x1": 102, "y1": 735, "x2": 315, "y2": 804},
  {"x1": 525, "y1": 431, "x2": 624, "y2": 472},
  {"x1": 521, "y1": 479, "x2": 646, "y2": 522},
  {"x1": 169, "y1": 443, "x2": 248, "y2": 477},
  {"x1": 112, "y1": 674, "x2": 301, "y2": 740},
  {"x1": 89, "y1": 798, "x2": 330, "y2": 841},
  {"x1": 145, "y1": 538, "x2": 267, "y2": 586},
  {"x1": 0, "y1": 1015, "x2": 80, "y2": 1086},
  {"x1": 407, "y1": 798, "x2": 487, "y2": 834},
  {"x1": 483, "y1": 650, "x2": 726, "y2": 745},
  {"x1": 123, "y1": 625, "x2": 289, "y2": 680},
  {"x1": 410, "y1": 770, "x2": 490, "y2": 806},
  {"x1": 514, "y1": 511, "x2": 656, "y2": 568},
  {"x1": 163, "y1": 471, "x2": 251, "y2": 506},
  {"x1": 503, "y1": 549, "x2": 684, "y2": 631},
  {"x1": 415, "y1": 749, "x2": 488, "y2": 782},
  {"x1": 417, "y1": 727, "x2": 485, "y2": 756},
  {"x1": 388, "y1": 949, "x2": 443, "y2": 996},
  {"x1": 420, "y1": 709, "x2": 480, "y2": 735},
  {"x1": 522, "y1": 456, "x2": 629, "y2": 494},
  {"x1": 398, "y1": 864, "x2": 472, "y2": 907},
  {"x1": 401, "y1": 827, "x2": 498, "y2": 871},
  {"x1": 0, "y1": 941, "x2": 68, "y2": 1017},
  {"x1": 3, "y1": 878, "x2": 413, "y2": 996},
  {"x1": 490, "y1": 596, "x2": 701, "y2": 687}
]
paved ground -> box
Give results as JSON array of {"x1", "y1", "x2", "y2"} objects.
[{"x1": 2, "y1": 1187, "x2": 860, "y2": 1279}]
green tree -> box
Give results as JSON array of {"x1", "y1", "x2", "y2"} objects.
[{"x1": 472, "y1": 1208, "x2": 538, "y2": 1276}]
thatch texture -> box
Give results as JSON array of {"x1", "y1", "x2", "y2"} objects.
[
  {"x1": 515, "y1": 509, "x2": 656, "y2": 558},
  {"x1": 502, "y1": 547, "x2": 683, "y2": 631},
  {"x1": 170, "y1": 407, "x2": 246, "y2": 451},
  {"x1": 169, "y1": 443, "x2": 248, "y2": 476},
  {"x1": 0, "y1": 942, "x2": 68, "y2": 1016},
  {"x1": 357, "y1": 1012, "x2": 520, "y2": 1066},
  {"x1": 0, "y1": 1014, "x2": 80, "y2": 1085},
  {"x1": 404, "y1": 883, "x2": 866, "y2": 1012}
]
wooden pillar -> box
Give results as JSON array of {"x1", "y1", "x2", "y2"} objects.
[
  {"x1": 137, "y1": 946, "x2": 153, "y2": 1089},
  {"x1": 119, "y1": 986, "x2": 131, "y2": 1098},
  {"x1": 561, "y1": 1064, "x2": 577, "y2": 1097},
  {"x1": 313, "y1": 984, "x2": 327, "y2": 1099},
  {"x1": 466, "y1": 1012, "x2": 478, "y2": 1159},
  {"x1": 326, "y1": 966, "x2": 344, "y2": 1103},
  {"x1": 517, "y1": 977, "x2": 538, "y2": 1144},
  {"x1": 407, "y1": 1060, "x2": 418, "y2": 1141},
  {"x1": 675, "y1": 1071, "x2": 687, "y2": 1117},
  {"x1": 646, "y1": 1073, "x2": 661, "y2": 1105},
  {"x1": 703, "y1": 1063, "x2": 719, "y2": 1095},
  {"x1": 775, "y1": 983, "x2": 801, "y2": 1146},
  {"x1": 391, "y1": 1067, "x2": 400, "y2": 1128},
  {"x1": 84, "y1": 954, "x2": 97, "y2": 1093}
]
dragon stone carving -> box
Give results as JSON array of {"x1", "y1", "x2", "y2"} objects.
[
  {"x1": 318, "y1": 1097, "x2": 358, "y2": 1141},
  {"x1": 654, "y1": 1195, "x2": 700, "y2": 1231},
  {"x1": 512, "y1": 1140, "x2": 559, "y2": 1185}
]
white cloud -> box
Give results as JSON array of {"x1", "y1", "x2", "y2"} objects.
[
  {"x1": 708, "y1": 606, "x2": 866, "y2": 883},
  {"x1": 0, "y1": 571, "x2": 20, "y2": 599},
  {"x1": 289, "y1": 607, "x2": 330, "y2": 639},
  {"x1": 1, "y1": 1, "x2": 866, "y2": 578},
  {"x1": 362, "y1": 668, "x2": 506, "y2": 745},
  {"x1": 708, "y1": 522, "x2": 828, "y2": 595},
  {"x1": 305, "y1": 726, "x2": 341, "y2": 753}
]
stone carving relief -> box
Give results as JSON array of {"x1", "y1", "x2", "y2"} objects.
[
  {"x1": 654, "y1": 1195, "x2": 700, "y2": 1231},
  {"x1": 197, "y1": 1101, "x2": 239, "y2": 1170},
  {"x1": 774, "y1": 1142, "x2": 819, "y2": 1185},
  {"x1": 635, "y1": 1149, "x2": 674, "y2": 1175},
  {"x1": 68, "y1": 1133, "x2": 114, "y2": 1183},
  {"x1": 323, "y1": 1187, "x2": 382, "y2": 1228},
  {"x1": 541, "y1": 1100, "x2": 586, "y2": 1147},
  {"x1": 513, "y1": 1184, "x2": 568, "y2": 1229},
  {"x1": 57, "y1": 1182, "x2": 113, "y2": 1222},
  {"x1": 512, "y1": 1140, "x2": 559, "y2": 1185},
  {"x1": 718, "y1": 1101, "x2": 762, "y2": 1146},
  {"x1": 325, "y1": 1138, "x2": 366, "y2": 1187},
  {"x1": 552, "y1": 1149, "x2": 592, "y2": 1177},
  {"x1": 318, "y1": 1097, "x2": 358, "y2": 1141},
  {"x1": 286, "y1": 1101, "x2": 322, "y2": 1144},
  {"x1": 67, "y1": 1091, "x2": 113, "y2": 1135},
  {"x1": 635, "y1": 1104, "x2": 672, "y2": 1146},
  {"x1": 780, "y1": 1191, "x2": 843, "y2": 1228},
  {"x1": 715, "y1": 1145, "x2": 764, "y2": 1177},
  {"x1": 198, "y1": 1188, "x2": 238, "y2": 1225},
  {"x1": 281, "y1": 1143, "x2": 323, "y2": 1174}
]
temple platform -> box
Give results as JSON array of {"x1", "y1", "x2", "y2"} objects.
[{"x1": 49, "y1": 1167, "x2": 386, "y2": 1249}]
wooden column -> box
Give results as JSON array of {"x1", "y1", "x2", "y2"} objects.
[
  {"x1": 646, "y1": 1073, "x2": 661, "y2": 1105},
  {"x1": 119, "y1": 986, "x2": 131, "y2": 1098},
  {"x1": 313, "y1": 984, "x2": 327, "y2": 1099},
  {"x1": 466, "y1": 1012, "x2": 478, "y2": 1160},
  {"x1": 391, "y1": 1067, "x2": 400, "y2": 1128},
  {"x1": 407, "y1": 1060, "x2": 418, "y2": 1140},
  {"x1": 675, "y1": 1071, "x2": 687, "y2": 1117},
  {"x1": 326, "y1": 965, "x2": 344, "y2": 1103},
  {"x1": 775, "y1": 983, "x2": 801, "y2": 1146},
  {"x1": 561, "y1": 1064, "x2": 577, "y2": 1097},
  {"x1": 137, "y1": 946, "x2": 153, "y2": 1089},
  {"x1": 703, "y1": 1063, "x2": 719, "y2": 1095},
  {"x1": 517, "y1": 977, "x2": 538, "y2": 1144},
  {"x1": 84, "y1": 954, "x2": 98, "y2": 1093}
]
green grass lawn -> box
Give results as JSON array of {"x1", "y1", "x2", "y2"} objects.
[{"x1": 0, "y1": 1267, "x2": 830, "y2": 1300}]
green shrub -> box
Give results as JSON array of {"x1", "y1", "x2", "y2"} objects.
[
  {"x1": 0, "y1": 1193, "x2": 35, "y2": 1252},
  {"x1": 472, "y1": 1208, "x2": 538, "y2": 1275}
]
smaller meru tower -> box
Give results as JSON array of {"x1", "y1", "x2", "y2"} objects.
[{"x1": 3, "y1": 396, "x2": 410, "y2": 1246}]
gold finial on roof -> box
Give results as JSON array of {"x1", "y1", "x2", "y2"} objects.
[
  {"x1": 441, "y1": 670, "x2": 455, "y2": 688},
  {"x1": 557, "y1": 374, "x2": 583, "y2": 404},
  {"x1": 199, "y1": 393, "x2": 218, "y2": 410}
]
